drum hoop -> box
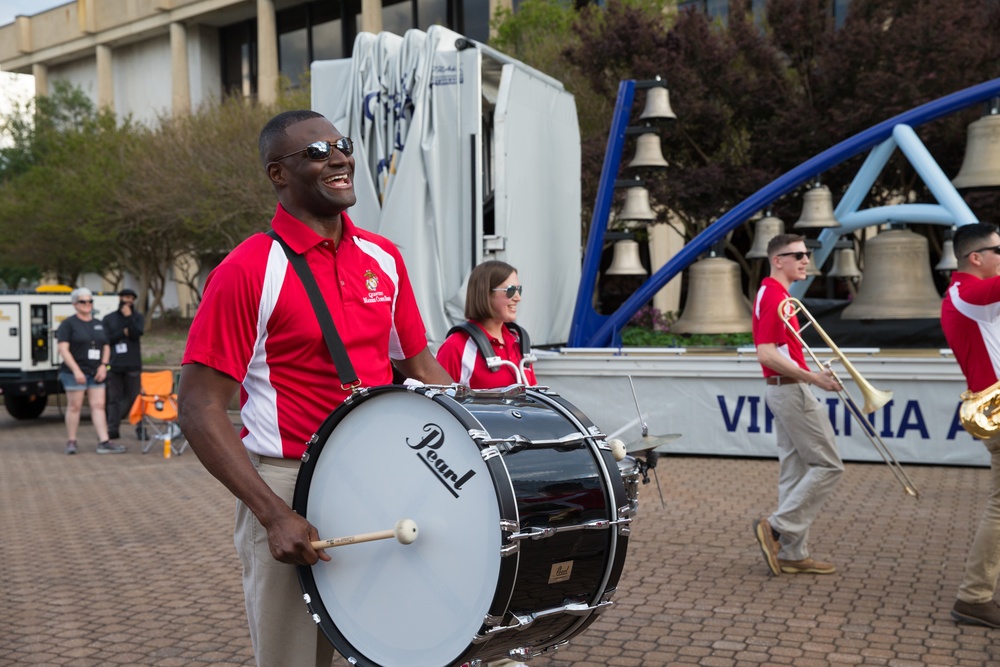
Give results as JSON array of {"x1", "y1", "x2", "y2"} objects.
[{"x1": 519, "y1": 388, "x2": 631, "y2": 648}]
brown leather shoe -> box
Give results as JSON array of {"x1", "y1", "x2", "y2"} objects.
[
  {"x1": 777, "y1": 557, "x2": 836, "y2": 574},
  {"x1": 753, "y1": 518, "x2": 781, "y2": 576},
  {"x1": 952, "y1": 599, "x2": 1000, "y2": 629}
]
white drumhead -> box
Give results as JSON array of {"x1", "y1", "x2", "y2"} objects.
[{"x1": 307, "y1": 390, "x2": 503, "y2": 666}]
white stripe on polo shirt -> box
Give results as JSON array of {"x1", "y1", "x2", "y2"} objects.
[
  {"x1": 459, "y1": 337, "x2": 478, "y2": 386},
  {"x1": 354, "y1": 236, "x2": 404, "y2": 360},
  {"x1": 240, "y1": 241, "x2": 288, "y2": 459}
]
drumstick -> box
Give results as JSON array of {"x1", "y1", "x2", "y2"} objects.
[{"x1": 311, "y1": 518, "x2": 419, "y2": 551}]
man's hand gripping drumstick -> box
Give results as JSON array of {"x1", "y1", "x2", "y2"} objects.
[{"x1": 311, "y1": 519, "x2": 419, "y2": 551}]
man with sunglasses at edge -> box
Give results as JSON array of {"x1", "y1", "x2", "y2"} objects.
[
  {"x1": 751, "y1": 233, "x2": 844, "y2": 577},
  {"x1": 941, "y1": 222, "x2": 1000, "y2": 629},
  {"x1": 177, "y1": 110, "x2": 453, "y2": 666}
]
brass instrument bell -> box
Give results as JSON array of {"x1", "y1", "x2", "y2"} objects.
[
  {"x1": 626, "y1": 133, "x2": 669, "y2": 169},
  {"x1": 671, "y1": 256, "x2": 752, "y2": 334},
  {"x1": 952, "y1": 107, "x2": 1000, "y2": 190},
  {"x1": 605, "y1": 239, "x2": 647, "y2": 276},
  {"x1": 841, "y1": 228, "x2": 942, "y2": 319},
  {"x1": 828, "y1": 247, "x2": 862, "y2": 279},
  {"x1": 793, "y1": 184, "x2": 840, "y2": 229},
  {"x1": 617, "y1": 186, "x2": 656, "y2": 222},
  {"x1": 746, "y1": 213, "x2": 785, "y2": 259},
  {"x1": 638, "y1": 86, "x2": 677, "y2": 122}
]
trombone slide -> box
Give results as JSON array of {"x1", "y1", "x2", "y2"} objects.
[{"x1": 777, "y1": 297, "x2": 919, "y2": 498}]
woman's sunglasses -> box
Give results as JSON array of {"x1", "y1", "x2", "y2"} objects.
[
  {"x1": 492, "y1": 285, "x2": 523, "y2": 298},
  {"x1": 272, "y1": 137, "x2": 354, "y2": 163},
  {"x1": 75, "y1": 299, "x2": 93, "y2": 304}
]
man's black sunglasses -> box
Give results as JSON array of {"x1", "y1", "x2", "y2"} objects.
[
  {"x1": 963, "y1": 245, "x2": 1000, "y2": 258},
  {"x1": 775, "y1": 251, "x2": 811, "y2": 261},
  {"x1": 492, "y1": 285, "x2": 523, "y2": 298},
  {"x1": 272, "y1": 137, "x2": 354, "y2": 163}
]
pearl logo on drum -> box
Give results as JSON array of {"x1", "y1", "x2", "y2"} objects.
[{"x1": 406, "y1": 423, "x2": 476, "y2": 498}]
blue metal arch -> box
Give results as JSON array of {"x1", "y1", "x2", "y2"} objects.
[{"x1": 568, "y1": 77, "x2": 1000, "y2": 348}]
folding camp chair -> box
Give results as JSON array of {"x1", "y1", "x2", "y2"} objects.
[{"x1": 129, "y1": 370, "x2": 187, "y2": 456}]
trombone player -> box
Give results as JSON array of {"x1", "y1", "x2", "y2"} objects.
[
  {"x1": 941, "y1": 222, "x2": 1000, "y2": 630},
  {"x1": 751, "y1": 233, "x2": 843, "y2": 576}
]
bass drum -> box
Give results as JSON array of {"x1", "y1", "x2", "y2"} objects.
[{"x1": 293, "y1": 384, "x2": 632, "y2": 667}]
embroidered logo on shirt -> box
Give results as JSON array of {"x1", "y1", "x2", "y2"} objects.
[
  {"x1": 364, "y1": 270, "x2": 378, "y2": 291},
  {"x1": 362, "y1": 269, "x2": 391, "y2": 304}
]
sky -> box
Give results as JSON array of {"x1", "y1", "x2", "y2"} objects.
[{"x1": 0, "y1": 0, "x2": 69, "y2": 26}]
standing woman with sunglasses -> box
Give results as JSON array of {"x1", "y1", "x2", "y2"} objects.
[
  {"x1": 437, "y1": 260, "x2": 537, "y2": 389},
  {"x1": 56, "y1": 288, "x2": 123, "y2": 455}
]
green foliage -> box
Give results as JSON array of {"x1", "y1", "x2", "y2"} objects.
[{"x1": 621, "y1": 326, "x2": 754, "y2": 348}]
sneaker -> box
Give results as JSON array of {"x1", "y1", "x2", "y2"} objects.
[
  {"x1": 753, "y1": 517, "x2": 781, "y2": 576},
  {"x1": 65, "y1": 440, "x2": 77, "y2": 455},
  {"x1": 97, "y1": 441, "x2": 127, "y2": 455},
  {"x1": 951, "y1": 599, "x2": 1000, "y2": 629},
  {"x1": 778, "y1": 557, "x2": 836, "y2": 574}
]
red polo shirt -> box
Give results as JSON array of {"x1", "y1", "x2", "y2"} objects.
[
  {"x1": 436, "y1": 321, "x2": 537, "y2": 388},
  {"x1": 183, "y1": 205, "x2": 429, "y2": 458},
  {"x1": 942, "y1": 271, "x2": 1000, "y2": 392},
  {"x1": 752, "y1": 277, "x2": 808, "y2": 378}
]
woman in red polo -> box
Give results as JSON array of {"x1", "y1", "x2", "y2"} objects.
[{"x1": 437, "y1": 260, "x2": 536, "y2": 388}]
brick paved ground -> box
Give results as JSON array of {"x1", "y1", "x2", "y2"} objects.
[{"x1": 2, "y1": 405, "x2": 998, "y2": 666}]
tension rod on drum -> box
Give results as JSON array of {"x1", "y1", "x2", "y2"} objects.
[{"x1": 311, "y1": 519, "x2": 419, "y2": 551}]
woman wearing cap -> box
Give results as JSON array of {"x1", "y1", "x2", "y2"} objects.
[
  {"x1": 56, "y1": 288, "x2": 124, "y2": 455},
  {"x1": 436, "y1": 260, "x2": 536, "y2": 389}
]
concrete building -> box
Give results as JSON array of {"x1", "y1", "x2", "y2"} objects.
[
  {"x1": 0, "y1": 0, "x2": 511, "y2": 126},
  {"x1": 0, "y1": 0, "x2": 512, "y2": 314}
]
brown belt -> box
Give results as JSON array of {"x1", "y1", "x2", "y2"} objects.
[
  {"x1": 257, "y1": 454, "x2": 301, "y2": 469},
  {"x1": 766, "y1": 376, "x2": 801, "y2": 386}
]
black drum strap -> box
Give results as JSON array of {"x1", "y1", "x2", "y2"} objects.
[
  {"x1": 267, "y1": 230, "x2": 360, "y2": 389},
  {"x1": 446, "y1": 321, "x2": 532, "y2": 372}
]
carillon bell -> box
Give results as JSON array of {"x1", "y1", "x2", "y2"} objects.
[
  {"x1": 746, "y1": 213, "x2": 785, "y2": 259},
  {"x1": 627, "y1": 133, "x2": 669, "y2": 169},
  {"x1": 671, "y1": 256, "x2": 752, "y2": 334},
  {"x1": 605, "y1": 239, "x2": 647, "y2": 276},
  {"x1": 805, "y1": 253, "x2": 822, "y2": 277},
  {"x1": 952, "y1": 111, "x2": 1000, "y2": 190},
  {"x1": 935, "y1": 238, "x2": 958, "y2": 272},
  {"x1": 617, "y1": 186, "x2": 656, "y2": 222},
  {"x1": 638, "y1": 86, "x2": 677, "y2": 122},
  {"x1": 841, "y1": 229, "x2": 942, "y2": 319},
  {"x1": 793, "y1": 184, "x2": 840, "y2": 229},
  {"x1": 827, "y1": 248, "x2": 862, "y2": 279}
]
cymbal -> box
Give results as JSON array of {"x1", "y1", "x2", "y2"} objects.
[{"x1": 626, "y1": 433, "x2": 682, "y2": 454}]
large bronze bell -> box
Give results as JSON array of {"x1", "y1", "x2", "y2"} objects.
[
  {"x1": 952, "y1": 110, "x2": 1000, "y2": 190},
  {"x1": 605, "y1": 239, "x2": 647, "y2": 276},
  {"x1": 617, "y1": 186, "x2": 656, "y2": 222},
  {"x1": 793, "y1": 184, "x2": 840, "y2": 229},
  {"x1": 626, "y1": 133, "x2": 669, "y2": 169},
  {"x1": 672, "y1": 256, "x2": 752, "y2": 334},
  {"x1": 638, "y1": 86, "x2": 677, "y2": 122},
  {"x1": 827, "y1": 247, "x2": 862, "y2": 279},
  {"x1": 841, "y1": 229, "x2": 941, "y2": 319},
  {"x1": 746, "y1": 213, "x2": 785, "y2": 259}
]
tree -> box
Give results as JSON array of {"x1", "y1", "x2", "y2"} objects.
[{"x1": 0, "y1": 82, "x2": 134, "y2": 285}]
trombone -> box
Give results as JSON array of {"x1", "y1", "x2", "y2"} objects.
[{"x1": 778, "y1": 297, "x2": 919, "y2": 498}]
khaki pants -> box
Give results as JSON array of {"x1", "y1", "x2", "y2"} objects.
[
  {"x1": 765, "y1": 382, "x2": 844, "y2": 561},
  {"x1": 957, "y1": 435, "x2": 1000, "y2": 604},
  {"x1": 234, "y1": 453, "x2": 334, "y2": 667}
]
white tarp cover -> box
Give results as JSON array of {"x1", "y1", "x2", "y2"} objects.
[{"x1": 312, "y1": 26, "x2": 581, "y2": 346}]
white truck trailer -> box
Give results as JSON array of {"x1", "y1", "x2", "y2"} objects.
[{"x1": 0, "y1": 289, "x2": 118, "y2": 419}]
